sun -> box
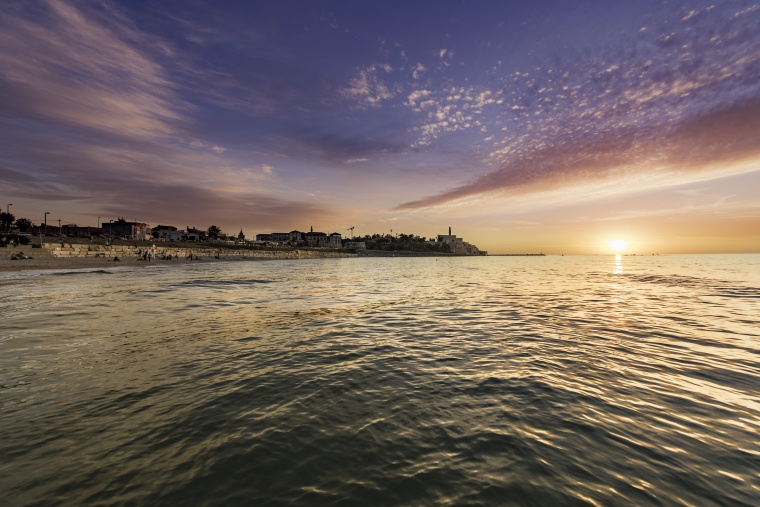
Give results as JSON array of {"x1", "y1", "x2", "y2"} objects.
[{"x1": 608, "y1": 239, "x2": 628, "y2": 252}]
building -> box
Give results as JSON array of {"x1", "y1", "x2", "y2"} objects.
[
  {"x1": 152, "y1": 225, "x2": 178, "y2": 240},
  {"x1": 305, "y1": 231, "x2": 327, "y2": 246},
  {"x1": 437, "y1": 227, "x2": 486, "y2": 255},
  {"x1": 60, "y1": 224, "x2": 101, "y2": 237},
  {"x1": 184, "y1": 227, "x2": 205, "y2": 241},
  {"x1": 256, "y1": 227, "x2": 340, "y2": 248},
  {"x1": 102, "y1": 218, "x2": 150, "y2": 239}
]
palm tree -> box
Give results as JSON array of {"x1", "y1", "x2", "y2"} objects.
[
  {"x1": 207, "y1": 225, "x2": 221, "y2": 239},
  {"x1": 15, "y1": 218, "x2": 32, "y2": 232}
]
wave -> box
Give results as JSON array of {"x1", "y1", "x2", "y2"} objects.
[{"x1": 622, "y1": 273, "x2": 760, "y2": 298}]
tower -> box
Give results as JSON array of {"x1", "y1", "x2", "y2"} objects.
[{"x1": 449, "y1": 226, "x2": 451, "y2": 236}]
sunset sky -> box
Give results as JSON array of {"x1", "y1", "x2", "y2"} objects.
[{"x1": 1, "y1": 0, "x2": 759, "y2": 254}]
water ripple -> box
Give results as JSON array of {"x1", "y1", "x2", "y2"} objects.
[{"x1": 1, "y1": 255, "x2": 759, "y2": 505}]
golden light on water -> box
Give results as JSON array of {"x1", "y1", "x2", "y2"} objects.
[{"x1": 608, "y1": 239, "x2": 628, "y2": 252}]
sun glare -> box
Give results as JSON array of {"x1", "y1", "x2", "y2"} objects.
[{"x1": 608, "y1": 239, "x2": 628, "y2": 252}]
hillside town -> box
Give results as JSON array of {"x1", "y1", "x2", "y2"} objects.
[{"x1": 0, "y1": 213, "x2": 486, "y2": 255}]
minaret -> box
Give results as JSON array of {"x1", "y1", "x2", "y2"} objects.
[
  {"x1": 448, "y1": 226, "x2": 451, "y2": 236},
  {"x1": 310, "y1": 226, "x2": 313, "y2": 233}
]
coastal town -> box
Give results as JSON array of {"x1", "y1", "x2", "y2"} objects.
[{"x1": 0, "y1": 213, "x2": 487, "y2": 257}]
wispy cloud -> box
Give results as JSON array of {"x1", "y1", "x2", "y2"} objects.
[
  {"x1": 0, "y1": 0, "x2": 185, "y2": 139},
  {"x1": 0, "y1": 0, "x2": 338, "y2": 227}
]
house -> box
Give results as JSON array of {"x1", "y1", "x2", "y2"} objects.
[
  {"x1": 185, "y1": 227, "x2": 205, "y2": 241},
  {"x1": 305, "y1": 231, "x2": 327, "y2": 246},
  {"x1": 255, "y1": 228, "x2": 340, "y2": 248},
  {"x1": 152, "y1": 225, "x2": 178, "y2": 240},
  {"x1": 329, "y1": 232, "x2": 342, "y2": 248},
  {"x1": 102, "y1": 218, "x2": 150, "y2": 239},
  {"x1": 59, "y1": 224, "x2": 101, "y2": 237}
]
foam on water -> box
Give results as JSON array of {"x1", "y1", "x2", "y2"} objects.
[{"x1": 1, "y1": 254, "x2": 759, "y2": 505}]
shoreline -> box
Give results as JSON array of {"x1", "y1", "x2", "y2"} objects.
[
  {"x1": 0, "y1": 242, "x2": 358, "y2": 274},
  {"x1": 0, "y1": 254, "x2": 276, "y2": 273}
]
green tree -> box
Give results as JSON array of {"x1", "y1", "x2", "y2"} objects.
[
  {"x1": 207, "y1": 225, "x2": 221, "y2": 239},
  {"x1": 15, "y1": 218, "x2": 32, "y2": 232},
  {"x1": 0, "y1": 212, "x2": 14, "y2": 231}
]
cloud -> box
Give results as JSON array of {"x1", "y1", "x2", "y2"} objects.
[
  {"x1": 341, "y1": 64, "x2": 396, "y2": 109},
  {"x1": 403, "y1": 86, "x2": 502, "y2": 146},
  {"x1": 395, "y1": 98, "x2": 760, "y2": 210},
  {"x1": 280, "y1": 127, "x2": 407, "y2": 164},
  {"x1": 0, "y1": 0, "x2": 335, "y2": 228},
  {"x1": 0, "y1": 0, "x2": 186, "y2": 140},
  {"x1": 98, "y1": 184, "x2": 331, "y2": 230},
  {"x1": 395, "y1": 2, "x2": 760, "y2": 210}
]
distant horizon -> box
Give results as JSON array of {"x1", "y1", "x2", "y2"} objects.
[{"x1": 2, "y1": 1, "x2": 759, "y2": 255}]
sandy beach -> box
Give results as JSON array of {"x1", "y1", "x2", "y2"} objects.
[
  {"x1": 0, "y1": 242, "x2": 358, "y2": 273},
  {"x1": 0, "y1": 251, "x2": 236, "y2": 273}
]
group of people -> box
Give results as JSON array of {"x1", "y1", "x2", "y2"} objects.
[
  {"x1": 9, "y1": 251, "x2": 31, "y2": 260},
  {"x1": 136, "y1": 248, "x2": 177, "y2": 262}
]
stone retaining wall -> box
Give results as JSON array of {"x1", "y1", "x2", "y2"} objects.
[{"x1": 42, "y1": 243, "x2": 356, "y2": 260}]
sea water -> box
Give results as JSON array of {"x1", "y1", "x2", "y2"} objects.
[{"x1": 1, "y1": 255, "x2": 758, "y2": 506}]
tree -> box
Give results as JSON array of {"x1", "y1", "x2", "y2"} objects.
[
  {"x1": 15, "y1": 218, "x2": 32, "y2": 232},
  {"x1": 0, "y1": 212, "x2": 15, "y2": 231},
  {"x1": 207, "y1": 225, "x2": 221, "y2": 239}
]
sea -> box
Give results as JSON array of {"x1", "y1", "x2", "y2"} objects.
[{"x1": 1, "y1": 254, "x2": 758, "y2": 506}]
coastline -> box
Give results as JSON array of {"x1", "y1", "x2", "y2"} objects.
[
  {"x1": 0, "y1": 253, "x2": 271, "y2": 273},
  {"x1": 0, "y1": 241, "x2": 358, "y2": 273}
]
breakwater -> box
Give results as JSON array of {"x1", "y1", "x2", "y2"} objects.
[
  {"x1": 357, "y1": 249, "x2": 454, "y2": 257},
  {"x1": 40, "y1": 242, "x2": 357, "y2": 260}
]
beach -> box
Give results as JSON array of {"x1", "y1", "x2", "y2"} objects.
[
  {"x1": 0, "y1": 241, "x2": 357, "y2": 272},
  {"x1": 0, "y1": 251, "x2": 254, "y2": 272}
]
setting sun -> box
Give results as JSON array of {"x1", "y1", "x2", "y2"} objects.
[{"x1": 608, "y1": 239, "x2": 628, "y2": 252}]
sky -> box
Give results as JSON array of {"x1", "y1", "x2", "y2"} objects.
[{"x1": 1, "y1": 0, "x2": 759, "y2": 254}]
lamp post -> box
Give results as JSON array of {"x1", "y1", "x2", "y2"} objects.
[{"x1": 5, "y1": 204, "x2": 10, "y2": 232}]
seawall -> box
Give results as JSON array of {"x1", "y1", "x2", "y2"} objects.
[{"x1": 41, "y1": 243, "x2": 357, "y2": 260}]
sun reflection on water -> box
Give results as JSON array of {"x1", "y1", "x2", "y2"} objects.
[{"x1": 614, "y1": 254, "x2": 623, "y2": 274}]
